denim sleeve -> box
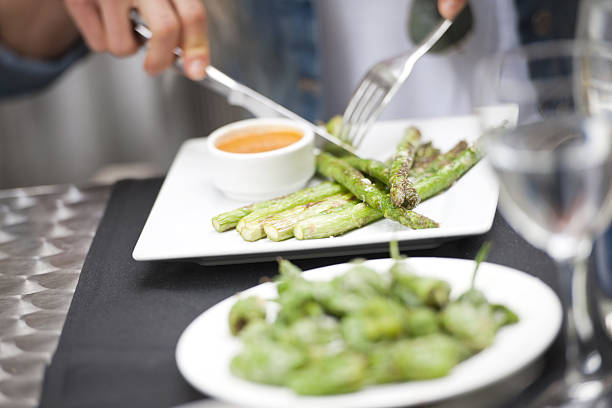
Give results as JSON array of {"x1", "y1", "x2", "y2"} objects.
[{"x1": 0, "y1": 42, "x2": 89, "y2": 98}]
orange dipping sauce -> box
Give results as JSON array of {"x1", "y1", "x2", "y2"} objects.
[{"x1": 216, "y1": 127, "x2": 303, "y2": 154}]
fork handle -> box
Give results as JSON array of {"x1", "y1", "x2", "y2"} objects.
[
  {"x1": 396, "y1": 19, "x2": 453, "y2": 79},
  {"x1": 414, "y1": 19, "x2": 453, "y2": 59}
]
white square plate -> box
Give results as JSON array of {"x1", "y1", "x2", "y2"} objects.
[{"x1": 133, "y1": 115, "x2": 498, "y2": 264}]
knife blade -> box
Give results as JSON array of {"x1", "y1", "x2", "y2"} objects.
[
  {"x1": 201, "y1": 67, "x2": 356, "y2": 154},
  {"x1": 131, "y1": 12, "x2": 355, "y2": 155}
]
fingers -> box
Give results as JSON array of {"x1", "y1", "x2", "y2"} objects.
[
  {"x1": 137, "y1": 0, "x2": 181, "y2": 76},
  {"x1": 437, "y1": 0, "x2": 467, "y2": 20},
  {"x1": 99, "y1": 0, "x2": 138, "y2": 56},
  {"x1": 64, "y1": 0, "x2": 107, "y2": 51},
  {"x1": 172, "y1": 0, "x2": 209, "y2": 80},
  {"x1": 65, "y1": 0, "x2": 208, "y2": 78}
]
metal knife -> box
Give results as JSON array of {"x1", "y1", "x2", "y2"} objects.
[{"x1": 131, "y1": 13, "x2": 355, "y2": 155}]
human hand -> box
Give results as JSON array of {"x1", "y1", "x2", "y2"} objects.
[
  {"x1": 64, "y1": 0, "x2": 209, "y2": 80},
  {"x1": 437, "y1": 0, "x2": 468, "y2": 20},
  {"x1": 0, "y1": 0, "x2": 79, "y2": 60}
]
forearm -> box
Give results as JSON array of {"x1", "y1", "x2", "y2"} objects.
[{"x1": 0, "y1": 0, "x2": 80, "y2": 60}]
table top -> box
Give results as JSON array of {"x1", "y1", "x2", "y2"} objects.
[
  {"x1": 0, "y1": 179, "x2": 578, "y2": 408},
  {"x1": 0, "y1": 184, "x2": 110, "y2": 408}
]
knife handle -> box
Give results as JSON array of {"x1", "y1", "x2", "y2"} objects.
[{"x1": 130, "y1": 10, "x2": 183, "y2": 60}]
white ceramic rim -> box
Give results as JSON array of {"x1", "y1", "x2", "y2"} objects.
[{"x1": 206, "y1": 118, "x2": 314, "y2": 160}]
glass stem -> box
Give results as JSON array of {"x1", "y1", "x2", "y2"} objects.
[{"x1": 557, "y1": 251, "x2": 601, "y2": 385}]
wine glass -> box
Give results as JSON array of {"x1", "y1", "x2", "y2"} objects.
[
  {"x1": 579, "y1": 0, "x2": 612, "y2": 349},
  {"x1": 475, "y1": 40, "x2": 612, "y2": 406}
]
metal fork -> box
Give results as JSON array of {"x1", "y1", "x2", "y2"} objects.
[{"x1": 338, "y1": 19, "x2": 453, "y2": 148}]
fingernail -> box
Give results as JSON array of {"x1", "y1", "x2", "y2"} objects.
[
  {"x1": 440, "y1": 0, "x2": 464, "y2": 19},
  {"x1": 187, "y1": 59, "x2": 207, "y2": 80}
]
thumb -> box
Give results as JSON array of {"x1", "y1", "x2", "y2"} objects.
[{"x1": 438, "y1": 0, "x2": 467, "y2": 20}]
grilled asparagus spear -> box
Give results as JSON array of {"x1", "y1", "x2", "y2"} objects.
[
  {"x1": 235, "y1": 182, "x2": 346, "y2": 241},
  {"x1": 342, "y1": 156, "x2": 390, "y2": 185},
  {"x1": 413, "y1": 147, "x2": 481, "y2": 201},
  {"x1": 293, "y1": 202, "x2": 383, "y2": 239},
  {"x1": 316, "y1": 153, "x2": 438, "y2": 230},
  {"x1": 410, "y1": 140, "x2": 468, "y2": 178},
  {"x1": 213, "y1": 202, "x2": 272, "y2": 233},
  {"x1": 412, "y1": 142, "x2": 441, "y2": 171},
  {"x1": 263, "y1": 193, "x2": 355, "y2": 241},
  {"x1": 344, "y1": 140, "x2": 470, "y2": 189},
  {"x1": 326, "y1": 115, "x2": 344, "y2": 141},
  {"x1": 343, "y1": 145, "x2": 480, "y2": 202},
  {"x1": 213, "y1": 182, "x2": 342, "y2": 232},
  {"x1": 300, "y1": 148, "x2": 480, "y2": 239},
  {"x1": 389, "y1": 127, "x2": 421, "y2": 208}
]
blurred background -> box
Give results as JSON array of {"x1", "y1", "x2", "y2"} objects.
[{"x1": 0, "y1": 0, "x2": 565, "y2": 189}]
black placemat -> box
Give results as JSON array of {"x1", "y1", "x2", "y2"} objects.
[{"x1": 40, "y1": 178, "x2": 569, "y2": 408}]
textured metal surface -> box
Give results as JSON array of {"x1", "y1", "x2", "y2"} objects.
[{"x1": 0, "y1": 184, "x2": 110, "y2": 408}]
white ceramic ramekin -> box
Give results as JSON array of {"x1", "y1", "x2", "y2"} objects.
[{"x1": 207, "y1": 118, "x2": 315, "y2": 201}]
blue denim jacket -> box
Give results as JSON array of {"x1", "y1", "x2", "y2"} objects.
[{"x1": 0, "y1": 43, "x2": 88, "y2": 98}]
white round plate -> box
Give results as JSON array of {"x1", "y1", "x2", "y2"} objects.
[{"x1": 176, "y1": 257, "x2": 562, "y2": 408}]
